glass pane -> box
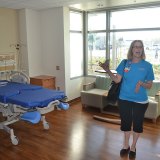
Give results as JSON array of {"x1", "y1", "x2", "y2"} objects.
[
  {"x1": 111, "y1": 7, "x2": 160, "y2": 29},
  {"x1": 88, "y1": 12, "x2": 106, "y2": 31},
  {"x1": 110, "y1": 31, "x2": 160, "y2": 80},
  {"x1": 87, "y1": 32, "x2": 106, "y2": 75},
  {"x1": 70, "y1": 12, "x2": 82, "y2": 31},
  {"x1": 70, "y1": 33, "x2": 83, "y2": 78}
]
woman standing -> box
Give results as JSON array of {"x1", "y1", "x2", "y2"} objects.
[{"x1": 99, "y1": 40, "x2": 154, "y2": 159}]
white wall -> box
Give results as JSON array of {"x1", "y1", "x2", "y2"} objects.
[
  {"x1": 26, "y1": 9, "x2": 42, "y2": 76},
  {"x1": 18, "y1": 7, "x2": 85, "y2": 101},
  {"x1": 63, "y1": 7, "x2": 84, "y2": 100},
  {"x1": 19, "y1": 9, "x2": 43, "y2": 76},
  {"x1": 40, "y1": 7, "x2": 85, "y2": 100},
  {"x1": 40, "y1": 8, "x2": 65, "y2": 91},
  {"x1": 18, "y1": 9, "x2": 29, "y2": 73},
  {"x1": 0, "y1": 8, "x2": 19, "y2": 53}
]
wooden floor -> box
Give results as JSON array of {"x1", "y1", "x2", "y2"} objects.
[{"x1": 0, "y1": 100, "x2": 160, "y2": 160}]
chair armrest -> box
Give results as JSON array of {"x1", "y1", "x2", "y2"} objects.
[
  {"x1": 155, "y1": 91, "x2": 160, "y2": 102},
  {"x1": 83, "y1": 82, "x2": 95, "y2": 91},
  {"x1": 155, "y1": 92, "x2": 160, "y2": 118}
]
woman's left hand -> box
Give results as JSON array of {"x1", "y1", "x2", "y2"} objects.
[{"x1": 135, "y1": 81, "x2": 143, "y2": 93}]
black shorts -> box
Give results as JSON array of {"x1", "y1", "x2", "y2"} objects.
[{"x1": 118, "y1": 99, "x2": 148, "y2": 133}]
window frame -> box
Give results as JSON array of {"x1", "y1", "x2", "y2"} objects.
[
  {"x1": 85, "y1": 4, "x2": 160, "y2": 81},
  {"x1": 69, "y1": 10, "x2": 84, "y2": 79}
]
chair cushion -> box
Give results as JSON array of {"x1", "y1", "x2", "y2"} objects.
[
  {"x1": 81, "y1": 88, "x2": 108, "y2": 96},
  {"x1": 147, "y1": 81, "x2": 160, "y2": 97},
  {"x1": 148, "y1": 96, "x2": 158, "y2": 104},
  {"x1": 95, "y1": 76, "x2": 112, "y2": 90}
]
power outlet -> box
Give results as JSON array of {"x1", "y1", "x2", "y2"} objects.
[
  {"x1": 57, "y1": 86, "x2": 60, "y2": 90},
  {"x1": 56, "y1": 66, "x2": 60, "y2": 70}
]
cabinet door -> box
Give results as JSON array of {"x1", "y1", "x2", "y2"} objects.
[{"x1": 42, "y1": 78, "x2": 55, "y2": 89}]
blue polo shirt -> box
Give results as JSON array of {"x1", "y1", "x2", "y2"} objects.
[{"x1": 116, "y1": 59, "x2": 154, "y2": 102}]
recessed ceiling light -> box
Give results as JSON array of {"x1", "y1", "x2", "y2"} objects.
[{"x1": 97, "y1": 3, "x2": 103, "y2": 7}]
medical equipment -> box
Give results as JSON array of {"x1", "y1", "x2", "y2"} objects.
[{"x1": 0, "y1": 80, "x2": 68, "y2": 145}]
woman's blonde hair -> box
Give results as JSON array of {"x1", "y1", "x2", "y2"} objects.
[{"x1": 127, "y1": 40, "x2": 146, "y2": 60}]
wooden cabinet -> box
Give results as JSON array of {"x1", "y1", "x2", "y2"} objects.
[{"x1": 30, "y1": 75, "x2": 56, "y2": 89}]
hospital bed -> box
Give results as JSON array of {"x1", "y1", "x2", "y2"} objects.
[{"x1": 0, "y1": 77, "x2": 69, "y2": 145}]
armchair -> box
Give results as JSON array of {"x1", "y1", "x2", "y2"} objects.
[
  {"x1": 81, "y1": 76, "x2": 160, "y2": 123},
  {"x1": 145, "y1": 81, "x2": 160, "y2": 122},
  {"x1": 81, "y1": 76, "x2": 112, "y2": 111}
]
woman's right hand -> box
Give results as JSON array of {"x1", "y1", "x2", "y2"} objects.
[{"x1": 99, "y1": 60, "x2": 110, "y2": 72}]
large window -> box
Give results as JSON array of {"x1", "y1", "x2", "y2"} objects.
[
  {"x1": 70, "y1": 11, "x2": 83, "y2": 78},
  {"x1": 110, "y1": 31, "x2": 160, "y2": 80},
  {"x1": 110, "y1": 8, "x2": 160, "y2": 29},
  {"x1": 87, "y1": 12, "x2": 106, "y2": 75},
  {"x1": 87, "y1": 7, "x2": 160, "y2": 80}
]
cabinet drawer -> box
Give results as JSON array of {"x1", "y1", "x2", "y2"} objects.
[
  {"x1": 30, "y1": 79, "x2": 43, "y2": 86},
  {"x1": 30, "y1": 75, "x2": 56, "y2": 89}
]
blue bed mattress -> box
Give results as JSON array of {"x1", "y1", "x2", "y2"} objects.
[
  {"x1": 7, "y1": 88, "x2": 66, "y2": 108},
  {"x1": 0, "y1": 87, "x2": 19, "y2": 103},
  {"x1": 0, "y1": 81, "x2": 42, "y2": 103}
]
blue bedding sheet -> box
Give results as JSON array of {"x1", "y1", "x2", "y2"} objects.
[
  {"x1": 1, "y1": 81, "x2": 42, "y2": 90},
  {"x1": 7, "y1": 88, "x2": 66, "y2": 108},
  {"x1": 0, "y1": 81, "x2": 66, "y2": 107},
  {"x1": 0, "y1": 80, "x2": 42, "y2": 103}
]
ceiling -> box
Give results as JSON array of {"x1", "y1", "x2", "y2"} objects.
[{"x1": 0, "y1": 0, "x2": 160, "y2": 11}]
